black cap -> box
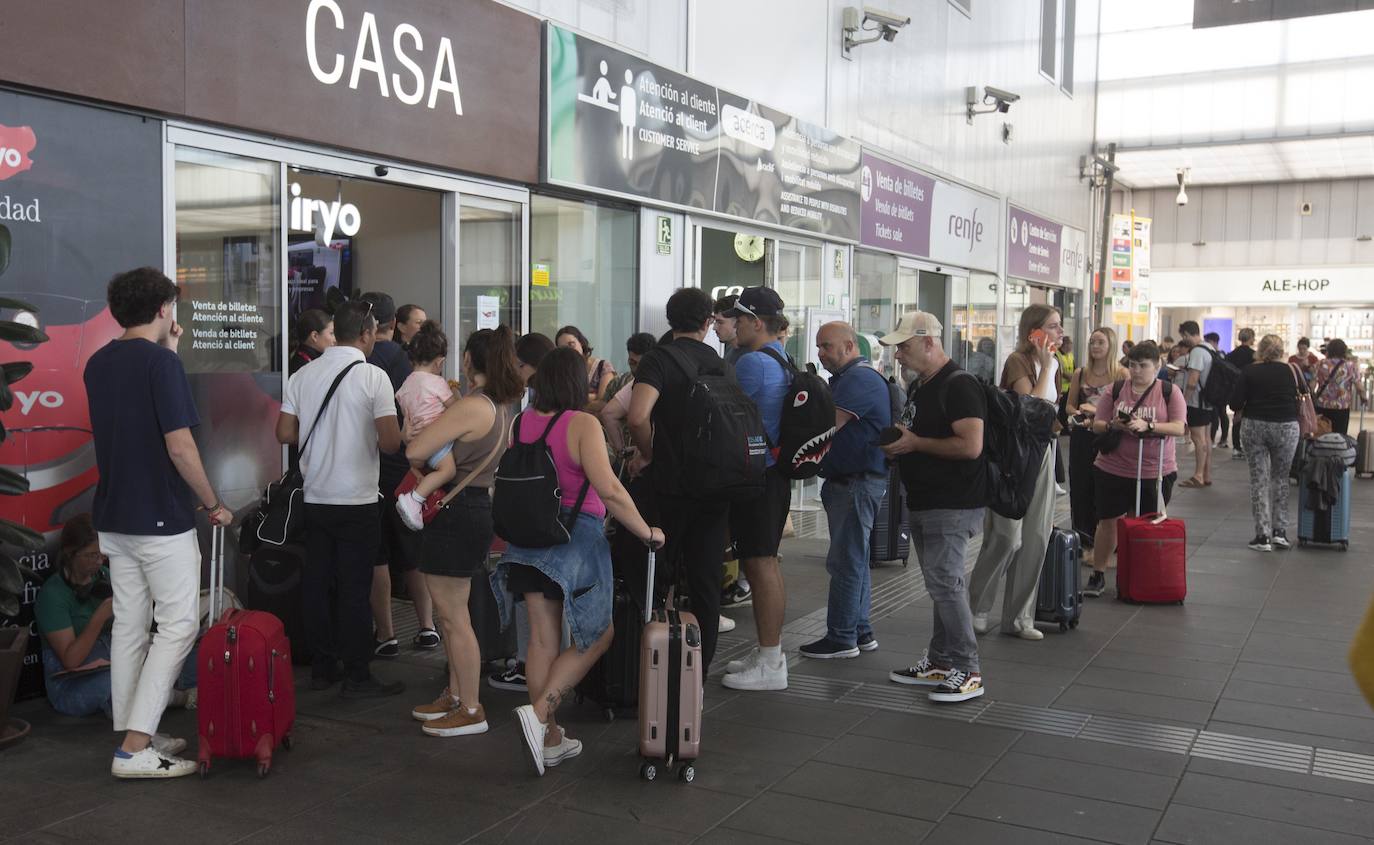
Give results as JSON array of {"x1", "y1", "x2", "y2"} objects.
[
  {"x1": 723, "y1": 286, "x2": 784, "y2": 318},
  {"x1": 360, "y1": 291, "x2": 397, "y2": 325}
]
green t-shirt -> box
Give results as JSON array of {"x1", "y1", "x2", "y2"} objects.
[{"x1": 34, "y1": 566, "x2": 110, "y2": 639}]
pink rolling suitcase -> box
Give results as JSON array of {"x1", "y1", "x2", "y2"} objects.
[{"x1": 637, "y1": 548, "x2": 703, "y2": 783}]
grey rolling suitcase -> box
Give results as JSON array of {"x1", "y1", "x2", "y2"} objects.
[
  {"x1": 870, "y1": 464, "x2": 911, "y2": 566},
  {"x1": 1035, "y1": 527, "x2": 1082, "y2": 632}
]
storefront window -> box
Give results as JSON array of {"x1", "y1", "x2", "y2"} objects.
[
  {"x1": 174, "y1": 147, "x2": 282, "y2": 508},
  {"x1": 775, "y1": 241, "x2": 823, "y2": 366},
  {"x1": 963, "y1": 272, "x2": 999, "y2": 384},
  {"x1": 530, "y1": 195, "x2": 638, "y2": 372},
  {"x1": 459, "y1": 198, "x2": 522, "y2": 341}
]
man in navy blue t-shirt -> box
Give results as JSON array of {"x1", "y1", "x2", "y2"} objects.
[
  {"x1": 719, "y1": 287, "x2": 792, "y2": 692},
  {"x1": 83, "y1": 267, "x2": 230, "y2": 779},
  {"x1": 801, "y1": 321, "x2": 892, "y2": 660}
]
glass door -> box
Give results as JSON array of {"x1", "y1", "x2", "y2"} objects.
[
  {"x1": 459, "y1": 196, "x2": 522, "y2": 346},
  {"x1": 775, "y1": 240, "x2": 823, "y2": 369}
]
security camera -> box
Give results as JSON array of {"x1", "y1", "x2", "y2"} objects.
[
  {"x1": 1175, "y1": 168, "x2": 1189, "y2": 207},
  {"x1": 967, "y1": 85, "x2": 1022, "y2": 123},
  {"x1": 842, "y1": 6, "x2": 910, "y2": 57},
  {"x1": 862, "y1": 7, "x2": 912, "y2": 28},
  {"x1": 983, "y1": 86, "x2": 1021, "y2": 105}
]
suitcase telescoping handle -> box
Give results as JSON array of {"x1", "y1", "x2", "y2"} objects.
[
  {"x1": 642, "y1": 539, "x2": 666, "y2": 624},
  {"x1": 208, "y1": 525, "x2": 228, "y2": 623},
  {"x1": 1134, "y1": 435, "x2": 1169, "y2": 521}
]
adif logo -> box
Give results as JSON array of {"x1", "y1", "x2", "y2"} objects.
[
  {"x1": 0, "y1": 125, "x2": 37, "y2": 181},
  {"x1": 1009, "y1": 215, "x2": 1019, "y2": 245},
  {"x1": 793, "y1": 390, "x2": 810, "y2": 408}
]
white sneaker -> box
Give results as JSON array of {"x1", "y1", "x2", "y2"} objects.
[
  {"x1": 513, "y1": 704, "x2": 547, "y2": 777},
  {"x1": 150, "y1": 733, "x2": 187, "y2": 757},
  {"x1": 722, "y1": 656, "x2": 788, "y2": 691},
  {"x1": 718, "y1": 615, "x2": 736, "y2": 633},
  {"x1": 1010, "y1": 621, "x2": 1044, "y2": 641},
  {"x1": 395, "y1": 492, "x2": 425, "y2": 532},
  {"x1": 111, "y1": 746, "x2": 197, "y2": 779},
  {"x1": 725, "y1": 647, "x2": 761, "y2": 675},
  {"x1": 1055, "y1": 483, "x2": 1068, "y2": 496},
  {"x1": 542, "y1": 726, "x2": 583, "y2": 767},
  {"x1": 972, "y1": 613, "x2": 992, "y2": 635}
]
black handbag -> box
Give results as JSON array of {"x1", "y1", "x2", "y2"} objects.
[
  {"x1": 253, "y1": 361, "x2": 362, "y2": 547},
  {"x1": 1094, "y1": 380, "x2": 1160, "y2": 456}
]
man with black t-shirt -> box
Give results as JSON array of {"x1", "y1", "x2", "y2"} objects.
[
  {"x1": 628, "y1": 287, "x2": 734, "y2": 673},
  {"x1": 880, "y1": 312, "x2": 989, "y2": 704},
  {"x1": 1226, "y1": 328, "x2": 1256, "y2": 457}
]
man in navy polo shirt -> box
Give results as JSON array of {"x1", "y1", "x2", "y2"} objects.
[{"x1": 800, "y1": 322, "x2": 893, "y2": 659}]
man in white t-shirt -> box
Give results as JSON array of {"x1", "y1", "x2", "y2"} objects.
[
  {"x1": 1174, "y1": 320, "x2": 1214, "y2": 488},
  {"x1": 276, "y1": 301, "x2": 405, "y2": 698}
]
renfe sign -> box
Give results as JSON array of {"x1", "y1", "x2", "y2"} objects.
[
  {"x1": 1006, "y1": 203, "x2": 1088, "y2": 288},
  {"x1": 858, "y1": 150, "x2": 999, "y2": 272}
]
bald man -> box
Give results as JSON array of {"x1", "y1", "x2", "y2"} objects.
[{"x1": 801, "y1": 321, "x2": 893, "y2": 659}]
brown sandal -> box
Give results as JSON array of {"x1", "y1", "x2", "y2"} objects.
[{"x1": 1178, "y1": 478, "x2": 1205, "y2": 489}]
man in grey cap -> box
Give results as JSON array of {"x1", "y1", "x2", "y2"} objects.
[{"x1": 880, "y1": 312, "x2": 988, "y2": 704}]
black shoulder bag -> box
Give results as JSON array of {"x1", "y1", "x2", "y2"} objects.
[
  {"x1": 1094, "y1": 379, "x2": 1159, "y2": 456},
  {"x1": 250, "y1": 361, "x2": 363, "y2": 549}
]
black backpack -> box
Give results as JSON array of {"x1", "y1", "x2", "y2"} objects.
[
  {"x1": 660, "y1": 344, "x2": 768, "y2": 501},
  {"x1": 942, "y1": 372, "x2": 1057, "y2": 520},
  {"x1": 1199, "y1": 346, "x2": 1242, "y2": 410},
  {"x1": 758, "y1": 347, "x2": 836, "y2": 480},
  {"x1": 492, "y1": 411, "x2": 590, "y2": 548}
]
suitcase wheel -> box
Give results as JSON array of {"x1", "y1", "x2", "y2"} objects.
[
  {"x1": 1068, "y1": 619, "x2": 1079, "y2": 630},
  {"x1": 640, "y1": 761, "x2": 658, "y2": 781},
  {"x1": 281, "y1": 735, "x2": 293, "y2": 751},
  {"x1": 198, "y1": 761, "x2": 209, "y2": 779},
  {"x1": 1059, "y1": 621, "x2": 1068, "y2": 632},
  {"x1": 679, "y1": 764, "x2": 696, "y2": 784},
  {"x1": 602, "y1": 708, "x2": 616, "y2": 724},
  {"x1": 1341, "y1": 542, "x2": 1349, "y2": 552}
]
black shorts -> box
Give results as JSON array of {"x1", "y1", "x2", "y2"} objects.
[
  {"x1": 1186, "y1": 406, "x2": 1214, "y2": 428},
  {"x1": 417, "y1": 488, "x2": 493, "y2": 579},
  {"x1": 506, "y1": 563, "x2": 564, "y2": 603},
  {"x1": 377, "y1": 493, "x2": 420, "y2": 571},
  {"x1": 729, "y1": 466, "x2": 792, "y2": 560},
  {"x1": 1094, "y1": 468, "x2": 1176, "y2": 520}
]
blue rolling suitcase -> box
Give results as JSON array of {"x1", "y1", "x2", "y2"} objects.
[
  {"x1": 1298, "y1": 465, "x2": 1352, "y2": 551},
  {"x1": 1035, "y1": 527, "x2": 1082, "y2": 631}
]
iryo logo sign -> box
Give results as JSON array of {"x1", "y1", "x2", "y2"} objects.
[{"x1": 0, "y1": 125, "x2": 37, "y2": 181}]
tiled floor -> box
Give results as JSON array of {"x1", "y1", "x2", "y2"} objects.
[{"x1": 3, "y1": 442, "x2": 1373, "y2": 843}]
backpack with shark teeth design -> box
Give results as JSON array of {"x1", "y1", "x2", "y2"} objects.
[{"x1": 759, "y1": 347, "x2": 836, "y2": 480}]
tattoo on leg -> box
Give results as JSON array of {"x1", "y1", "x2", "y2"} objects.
[{"x1": 542, "y1": 685, "x2": 576, "y2": 716}]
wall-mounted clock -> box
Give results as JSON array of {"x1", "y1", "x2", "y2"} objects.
[{"x1": 734, "y1": 233, "x2": 766, "y2": 262}]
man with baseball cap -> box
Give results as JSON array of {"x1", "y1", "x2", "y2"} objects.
[
  {"x1": 718, "y1": 286, "x2": 793, "y2": 691},
  {"x1": 879, "y1": 311, "x2": 989, "y2": 704}
]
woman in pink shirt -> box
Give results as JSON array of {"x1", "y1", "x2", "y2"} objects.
[{"x1": 1083, "y1": 341, "x2": 1188, "y2": 598}]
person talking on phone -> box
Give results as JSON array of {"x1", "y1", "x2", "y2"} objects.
[
  {"x1": 1083, "y1": 341, "x2": 1187, "y2": 596},
  {"x1": 966, "y1": 305, "x2": 1064, "y2": 641},
  {"x1": 799, "y1": 321, "x2": 891, "y2": 660}
]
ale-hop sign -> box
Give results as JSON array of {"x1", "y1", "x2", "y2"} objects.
[{"x1": 1006, "y1": 203, "x2": 1088, "y2": 288}]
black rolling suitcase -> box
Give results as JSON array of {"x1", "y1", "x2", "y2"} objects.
[
  {"x1": 243, "y1": 542, "x2": 312, "y2": 665},
  {"x1": 1035, "y1": 527, "x2": 1082, "y2": 632},
  {"x1": 870, "y1": 464, "x2": 911, "y2": 566}
]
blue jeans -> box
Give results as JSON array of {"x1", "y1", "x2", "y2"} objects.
[
  {"x1": 43, "y1": 634, "x2": 198, "y2": 719},
  {"x1": 821, "y1": 474, "x2": 886, "y2": 646}
]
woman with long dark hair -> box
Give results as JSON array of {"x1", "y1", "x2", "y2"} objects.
[
  {"x1": 1065, "y1": 327, "x2": 1126, "y2": 550},
  {"x1": 556, "y1": 325, "x2": 617, "y2": 409},
  {"x1": 493, "y1": 347, "x2": 663, "y2": 776},
  {"x1": 405, "y1": 326, "x2": 525, "y2": 739},
  {"x1": 967, "y1": 304, "x2": 1062, "y2": 641}
]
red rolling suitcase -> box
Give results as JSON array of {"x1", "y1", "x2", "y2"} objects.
[
  {"x1": 197, "y1": 526, "x2": 296, "y2": 777},
  {"x1": 637, "y1": 548, "x2": 703, "y2": 784},
  {"x1": 1115, "y1": 437, "x2": 1187, "y2": 604}
]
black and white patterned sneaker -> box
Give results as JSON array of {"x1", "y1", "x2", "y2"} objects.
[
  {"x1": 1271, "y1": 532, "x2": 1291, "y2": 551},
  {"x1": 488, "y1": 662, "x2": 527, "y2": 692},
  {"x1": 928, "y1": 669, "x2": 985, "y2": 703},
  {"x1": 889, "y1": 654, "x2": 951, "y2": 686},
  {"x1": 1248, "y1": 534, "x2": 1273, "y2": 552},
  {"x1": 1083, "y1": 571, "x2": 1106, "y2": 598}
]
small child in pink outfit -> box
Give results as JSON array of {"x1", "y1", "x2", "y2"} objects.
[{"x1": 395, "y1": 321, "x2": 456, "y2": 531}]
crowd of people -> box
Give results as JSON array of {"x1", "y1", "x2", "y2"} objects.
[{"x1": 47, "y1": 264, "x2": 1370, "y2": 780}]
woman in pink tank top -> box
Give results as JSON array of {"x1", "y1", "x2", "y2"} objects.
[{"x1": 494, "y1": 347, "x2": 664, "y2": 776}]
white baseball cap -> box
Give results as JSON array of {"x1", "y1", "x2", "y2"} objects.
[{"x1": 879, "y1": 311, "x2": 943, "y2": 346}]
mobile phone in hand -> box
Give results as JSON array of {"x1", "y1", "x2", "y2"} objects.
[{"x1": 877, "y1": 426, "x2": 904, "y2": 446}]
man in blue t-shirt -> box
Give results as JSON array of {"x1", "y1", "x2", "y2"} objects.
[
  {"x1": 719, "y1": 287, "x2": 792, "y2": 691},
  {"x1": 802, "y1": 322, "x2": 892, "y2": 660},
  {"x1": 83, "y1": 267, "x2": 231, "y2": 779}
]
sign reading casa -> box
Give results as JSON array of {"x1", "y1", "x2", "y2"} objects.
[{"x1": 305, "y1": 0, "x2": 462, "y2": 114}]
